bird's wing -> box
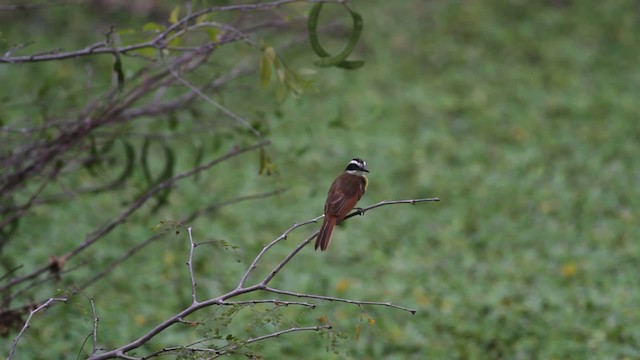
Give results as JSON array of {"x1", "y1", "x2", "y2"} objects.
[{"x1": 324, "y1": 175, "x2": 365, "y2": 219}]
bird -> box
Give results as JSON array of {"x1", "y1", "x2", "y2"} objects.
[{"x1": 315, "y1": 158, "x2": 369, "y2": 251}]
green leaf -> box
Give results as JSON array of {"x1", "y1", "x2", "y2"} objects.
[
  {"x1": 264, "y1": 46, "x2": 276, "y2": 62},
  {"x1": 115, "y1": 139, "x2": 136, "y2": 186},
  {"x1": 169, "y1": 6, "x2": 180, "y2": 24},
  {"x1": 112, "y1": 52, "x2": 125, "y2": 92},
  {"x1": 168, "y1": 35, "x2": 182, "y2": 48},
  {"x1": 307, "y1": 3, "x2": 365, "y2": 70},
  {"x1": 284, "y1": 70, "x2": 303, "y2": 98},
  {"x1": 259, "y1": 148, "x2": 278, "y2": 175},
  {"x1": 276, "y1": 66, "x2": 286, "y2": 83},
  {"x1": 205, "y1": 28, "x2": 220, "y2": 41},
  {"x1": 141, "y1": 138, "x2": 176, "y2": 213},
  {"x1": 275, "y1": 84, "x2": 287, "y2": 103},
  {"x1": 260, "y1": 47, "x2": 276, "y2": 88}
]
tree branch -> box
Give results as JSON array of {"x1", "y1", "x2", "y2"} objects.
[
  {"x1": 0, "y1": 141, "x2": 269, "y2": 294},
  {"x1": 262, "y1": 287, "x2": 417, "y2": 314},
  {"x1": 0, "y1": 0, "x2": 344, "y2": 63},
  {"x1": 7, "y1": 297, "x2": 68, "y2": 360},
  {"x1": 87, "y1": 196, "x2": 438, "y2": 359}
]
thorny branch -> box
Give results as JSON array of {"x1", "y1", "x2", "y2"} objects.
[{"x1": 81, "y1": 197, "x2": 439, "y2": 359}]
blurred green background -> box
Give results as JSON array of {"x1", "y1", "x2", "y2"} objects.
[{"x1": 2, "y1": 0, "x2": 640, "y2": 359}]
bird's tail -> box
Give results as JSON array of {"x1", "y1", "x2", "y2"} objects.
[{"x1": 315, "y1": 216, "x2": 337, "y2": 251}]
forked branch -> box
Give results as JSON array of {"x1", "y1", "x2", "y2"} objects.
[{"x1": 85, "y1": 196, "x2": 439, "y2": 359}]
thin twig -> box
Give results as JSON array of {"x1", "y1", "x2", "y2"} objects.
[
  {"x1": 237, "y1": 216, "x2": 323, "y2": 289},
  {"x1": 227, "y1": 325, "x2": 332, "y2": 352},
  {"x1": 187, "y1": 227, "x2": 198, "y2": 305},
  {"x1": 75, "y1": 290, "x2": 101, "y2": 358},
  {"x1": 160, "y1": 50, "x2": 261, "y2": 137},
  {"x1": 261, "y1": 231, "x2": 318, "y2": 285},
  {"x1": 0, "y1": 141, "x2": 269, "y2": 294},
  {"x1": 76, "y1": 189, "x2": 285, "y2": 291},
  {"x1": 221, "y1": 299, "x2": 316, "y2": 308},
  {"x1": 343, "y1": 197, "x2": 441, "y2": 221},
  {"x1": 144, "y1": 325, "x2": 331, "y2": 359},
  {"x1": 262, "y1": 287, "x2": 417, "y2": 314},
  {"x1": 87, "y1": 196, "x2": 438, "y2": 359},
  {"x1": 90, "y1": 295, "x2": 99, "y2": 355},
  {"x1": 7, "y1": 297, "x2": 68, "y2": 360},
  {"x1": 0, "y1": 0, "x2": 345, "y2": 63}
]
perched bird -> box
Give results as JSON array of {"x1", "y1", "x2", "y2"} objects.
[{"x1": 315, "y1": 158, "x2": 369, "y2": 251}]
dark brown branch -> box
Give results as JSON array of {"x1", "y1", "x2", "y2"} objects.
[
  {"x1": 0, "y1": 141, "x2": 270, "y2": 294},
  {"x1": 0, "y1": 0, "x2": 343, "y2": 63}
]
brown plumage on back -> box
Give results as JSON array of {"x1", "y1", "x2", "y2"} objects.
[{"x1": 315, "y1": 159, "x2": 369, "y2": 251}]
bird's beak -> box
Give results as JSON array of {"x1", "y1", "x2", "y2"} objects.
[{"x1": 363, "y1": 165, "x2": 370, "y2": 173}]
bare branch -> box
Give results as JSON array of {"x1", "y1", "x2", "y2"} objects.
[
  {"x1": 262, "y1": 287, "x2": 417, "y2": 314},
  {"x1": 90, "y1": 295, "x2": 100, "y2": 355},
  {"x1": 7, "y1": 297, "x2": 68, "y2": 360},
  {"x1": 159, "y1": 50, "x2": 261, "y2": 137},
  {"x1": 237, "y1": 215, "x2": 323, "y2": 289},
  {"x1": 76, "y1": 189, "x2": 285, "y2": 291},
  {"x1": 186, "y1": 227, "x2": 198, "y2": 305},
  {"x1": 221, "y1": 299, "x2": 316, "y2": 308},
  {"x1": 143, "y1": 325, "x2": 331, "y2": 359},
  {"x1": 0, "y1": 0, "x2": 344, "y2": 63},
  {"x1": 88, "y1": 196, "x2": 438, "y2": 359},
  {"x1": 226, "y1": 325, "x2": 332, "y2": 353},
  {"x1": 0, "y1": 141, "x2": 269, "y2": 294},
  {"x1": 343, "y1": 197, "x2": 441, "y2": 221}
]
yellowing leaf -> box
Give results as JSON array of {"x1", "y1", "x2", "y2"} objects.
[
  {"x1": 263, "y1": 46, "x2": 276, "y2": 62},
  {"x1": 368, "y1": 318, "x2": 376, "y2": 326},
  {"x1": 260, "y1": 48, "x2": 275, "y2": 89},
  {"x1": 335, "y1": 278, "x2": 350, "y2": 294},
  {"x1": 169, "y1": 6, "x2": 180, "y2": 24},
  {"x1": 561, "y1": 262, "x2": 578, "y2": 277},
  {"x1": 276, "y1": 67, "x2": 286, "y2": 83}
]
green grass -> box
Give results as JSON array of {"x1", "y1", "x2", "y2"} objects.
[{"x1": 2, "y1": 0, "x2": 640, "y2": 359}]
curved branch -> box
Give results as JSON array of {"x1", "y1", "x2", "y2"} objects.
[
  {"x1": 87, "y1": 196, "x2": 438, "y2": 359},
  {"x1": 7, "y1": 297, "x2": 68, "y2": 360},
  {"x1": 0, "y1": 0, "x2": 342, "y2": 63},
  {"x1": 0, "y1": 141, "x2": 270, "y2": 294}
]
